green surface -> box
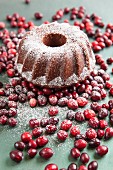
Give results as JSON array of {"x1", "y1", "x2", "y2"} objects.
[{"x1": 0, "y1": 0, "x2": 113, "y2": 170}]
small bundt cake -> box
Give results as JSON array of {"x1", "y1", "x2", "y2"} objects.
[{"x1": 16, "y1": 22, "x2": 95, "y2": 88}]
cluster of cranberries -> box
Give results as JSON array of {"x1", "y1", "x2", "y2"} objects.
[{"x1": 0, "y1": 4, "x2": 113, "y2": 170}]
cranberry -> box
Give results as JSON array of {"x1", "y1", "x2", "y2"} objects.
[
  {"x1": 84, "y1": 109, "x2": 96, "y2": 120},
  {"x1": 98, "y1": 108, "x2": 108, "y2": 119},
  {"x1": 8, "y1": 108, "x2": 17, "y2": 117},
  {"x1": 27, "y1": 148, "x2": 37, "y2": 158},
  {"x1": 0, "y1": 109, "x2": 8, "y2": 116},
  {"x1": 49, "y1": 95, "x2": 58, "y2": 105},
  {"x1": 107, "y1": 57, "x2": 113, "y2": 64},
  {"x1": 45, "y1": 124, "x2": 57, "y2": 134},
  {"x1": 90, "y1": 102, "x2": 102, "y2": 112},
  {"x1": 8, "y1": 101, "x2": 17, "y2": 108},
  {"x1": 28, "y1": 140, "x2": 37, "y2": 149},
  {"x1": 96, "y1": 145, "x2": 108, "y2": 156},
  {"x1": 78, "y1": 165, "x2": 88, "y2": 170},
  {"x1": 39, "y1": 147, "x2": 54, "y2": 159},
  {"x1": 29, "y1": 98, "x2": 37, "y2": 107},
  {"x1": 70, "y1": 148, "x2": 81, "y2": 159},
  {"x1": 97, "y1": 129, "x2": 105, "y2": 139},
  {"x1": 86, "y1": 128, "x2": 97, "y2": 139},
  {"x1": 88, "y1": 161, "x2": 98, "y2": 170},
  {"x1": 48, "y1": 106, "x2": 59, "y2": 116},
  {"x1": 88, "y1": 138, "x2": 100, "y2": 148},
  {"x1": 64, "y1": 7, "x2": 70, "y2": 14},
  {"x1": 80, "y1": 153, "x2": 90, "y2": 164},
  {"x1": 60, "y1": 119, "x2": 72, "y2": 131},
  {"x1": 88, "y1": 117, "x2": 99, "y2": 129},
  {"x1": 18, "y1": 93, "x2": 27, "y2": 103},
  {"x1": 8, "y1": 93, "x2": 18, "y2": 101},
  {"x1": 74, "y1": 139, "x2": 87, "y2": 150},
  {"x1": 27, "y1": 91, "x2": 35, "y2": 99},
  {"x1": 0, "y1": 115, "x2": 7, "y2": 125},
  {"x1": 8, "y1": 117, "x2": 18, "y2": 127},
  {"x1": 14, "y1": 141, "x2": 25, "y2": 151},
  {"x1": 29, "y1": 119, "x2": 40, "y2": 129},
  {"x1": 25, "y1": 0, "x2": 30, "y2": 4},
  {"x1": 21, "y1": 132, "x2": 32, "y2": 143},
  {"x1": 34, "y1": 12, "x2": 43, "y2": 19},
  {"x1": 66, "y1": 110, "x2": 75, "y2": 120},
  {"x1": 32, "y1": 127, "x2": 43, "y2": 137},
  {"x1": 0, "y1": 99, "x2": 7, "y2": 109},
  {"x1": 108, "y1": 100, "x2": 113, "y2": 110},
  {"x1": 104, "y1": 127, "x2": 113, "y2": 140},
  {"x1": 57, "y1": 130, "x2": 68, "y2": 141},
  {"x1": 7, "y1": 69, "x2": 15, "y2": 77},
  {"x1": 77, "y1": 84, "x2": 85, "y2": 94},
  {"x1": 58, "y1": 97, "x2": 68, "y2": 106},
  {"x1": 99, "y1": 120, "x2": 108, "y2": 129},
  {"x1": 15, "y1": 85, "x2": 22, "y2": 94},
  {"x1": 48, "y1": 117, "x2": 59, "y2": 125},
  {"x1": 70, "y1": 126, "x2": 80, "y2": 137},
  {"x1": 67, "y1": 163, "x2": 77, "y2": 170},
  {"x1": 77, "y1": 97, "x2": 88, "y2": 107},
  {"x1": 44, "y1": 164, "x2": 58, "y2": 170},
  {"x1": 40, "y1": 118, "x2": 49, "y2": 127},
  {"x1": 109, "y1": 87, "x2": 113, "y2": 96},
  {"x1": 67, "y1": 99, "x2": 78, "y2": 110},
  {"x1": 75, "y1": 111, "x2": 85, "y2": 122},
  {"x1": 36, "y1": 136, "x2": 48, "y2": 147},
  {"x1": 37, "y1": 95, "x2": 47, "y2": 106},
  {"x1": 10, "y1": 150, "x2": 23, "y2": 163},
  {"x1": 91, "y1": 91, "x2": 101, "y2": 101}
]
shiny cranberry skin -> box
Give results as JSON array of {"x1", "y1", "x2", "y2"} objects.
[
  {"x1": 88, "y1": 117, "x2": 99, "y2": 129},
  {"x1": 97, "y1": 129, "x2": 105, "y2": 139},
  {"x1": 14, "y1": 141, "x2": 25, "y2": 151},
  {"x1": 49, "y1": 95, "x2": 58, "y2": 105},
  {"x1": 8, "y1": 117, "x2": 18, "y2": 127},
  {"x1": 88, "y1": 161, "x2": 98, "y2": 170},
  {"x1": 60, "y1": 119, "x2": 72, "y2": 131},
  {"x1": 67, "y1": 163, "x2": 77, "y2": 170},
  {"x1": 67, "y1": 99, "x2": 78, "y2": 110},
  {"x1": 40, "y1": 118, "x2": 49, "y2": 127},
  {"x1": 96, "y1": 145, "x2": 108, "y2": 156},
  {"x1": 80, "y1": 152, "x2": 90, "y2": 164},
  {"x1": 48, "y1": 106, "x2": 59, "y2": 116},
  {"x1": 46, "y1": 124, "x2": 57, "y2": 134},
  {"x1": 75, "y1": 111, "x2": 85, "y2": 122},
  {"x1": 7, "y1": 69, "x2": 15, "y2": 77},
  {"x1": 34, "y1": 12, "x2": 43, "y2": 19},
  {"x1": 21, "y1": 132, "x2": 32, "y2": 143},
  {"x1": 104, "y1": 127, "x2": 113, "y2": 140},
  {"x1": 91, "y1": 102, "x2": 101, "y2": 112},
  {"x1": 29, "y1": 119, "x2": 40, "y2": 129},
  {"x1": 57, "y1": 130, "x2": 68, "y2": 141},
  {"x1": 78, "y1": 165, "x2": 88, "y2": 170},
  {"x1": 91, "y1": 91, "x2": 101, "y2": 101},
  {"x1": 77, "y1": 97, "x2": 88, "y2": 107},
  {"x1": 70, "y1": 148, "x2": 81, "y2": 159},
  {"x1": 98, "y1": 108, "x2": 108, "y2": 119},
  {"x1": 37, "y1": 95, "x2": 47, "y2": 106},
  {"x1": 77, "y1": 84, "x2": 85, "y2": 94},
  {"x1": 74, "y1": 139, "x2": 87, "y2": 150},
  {"x1": 27, "y1": 148, "x2": 37, "y2": 158},
  {"x1": 32, "y1": 127, "x2": 43, "y2": 137},
  {"x1": 29, "y1": 98, "x2": 37, "y2": 107},
  {"x1": 75, "y1": 134, "x2": 86, "y2": 140},
  {"x1": 45, "y1": 164, "x2": 58, "y2": 170},
  {"x1": 88, "y1": 138, "x2": 100, "y2": 148},
  {"x1": 84, "y1": 109, "x2": 96, "y2": 120},
  {"x1": 58, "y1": 97, "x2": 68, "y2": 106},
  {"x1": 10, "y1": 150, "x2": 23, "y2": 163},
  {"x1": 48, "y1": 117, "x2": 59, "y2": 125},
  {"x1": 64, "y1": 7, "x2": 70, "y2": 14},
  {"x1": 99, "y1": 120, "x2": 108, "y2": 129},
  {"x1": 86, "y1": 128, "x2": 97, "y2": 139},
  {"x1": 36, "y1": 136, "x2": 48, "y2": 147},
  {"x1": 39, "y1": 147, "x2": 54, "y2": 159},
  {"x1": 28, "y1": 140, "x2": 37, "y2": 149},
  {"x1": 0, "y1": 115, "x2": 7, "y2": 125},
  {"x1": 70, "y1": 126, "x2": 80, "y2": 137}
]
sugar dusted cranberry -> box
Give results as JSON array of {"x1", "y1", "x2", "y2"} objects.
[
  {"x1": 37, "y1": 95, "x2": 47, "y2": 106},
  {"x1": 77, "y1": 97, "x2": 88, "y2": 107},
  {"x1": 67, "y1": 99, "x2": 78, "y2": 110},
  {"x1": 48, "y1": 94, "x2": 58, "y2": 105},
  {"x1": 27, "y1": 91, "x2": 35, "y2": 99},
  {"x1": 74, "y1": 139, "x2": 87, "y2": 150},
  {"x1": 18, "y1": 93, "x2": 27, "y2": 103},
  {"x1": 84, "y1": 109, "x2": 96, "y2": 120},
  {"x1": 8, "y1": 101, "x2": 17, "y2": 108},
  {"x1": 70, "y1": 148, "x2": 81, "y2": 159},
  {"x1": 40, "y1": 118, "x2": 49, "y2": 127},
  {"x1": 108, "y1": 100, "x2": 113, "y2": 110},
  {"x1": 75, "y1": 111, "x2": 85, "y2": 122},
  {"x1": 104, "y1": 127, "x2": 113, "y2": 140},
  {"x1": 86, "y1": 128, "x2": 97, "y2": 139},
  {"x1": 48, "y1": 117, "x2": 59, "y2": 125},
  {"x1": 109, "y1": 87, "x2": 113, "y2": 96},
  {"x1": 70, "y1": 126, "x2": 80, "y2": 137},
  {"x1": 39, "y1": 147, "x2": 54, "y2": 159},
  {"x1": 29, "y1": 119, "x2": 40, "y2": 129},
  {"x1": 88, "y1": 117, "x2": 99, "y2": 129},
  {"x1": 96, "y1": 145, "x2": 108, "y2": 156},
  {"x1": 27, "y1": 148, "x2": 37, "y2": 158},
  {"x1": 88, "y1": 138, "x2": 100, "y2": 148},
  {"x1": 34, "y1": 12, "x2": 43, "y2": 19},
  {"x1": 0, "y1": 115, "x2": 7, "y2": 125},
  {"x1": 105, "y1": 81, "x2": 112, "y2": 89},
  {"x1": 99, "y1": 120, "x2": 108, "y2": 129},
  {"x1": 67, "y1": 163, "x2": 77, "y2": 170},
  {"x1": 15, "y1": 85, "x2": 22, "y2": 94},
  {"x1": 29, "y1": 98, "x2": 37, "y2": 107},
  {"x1": 90, "y1": 102, "x2": 101, "y2": 112},
  {"x1": 32, "y1": 127, "x2": 43, "y2": 137},
  {"x1": 10, "y1": 150, "x2": 23, "y2": 163},
  {"x1": 78, "y1": 165, "x2": 88, "y2": 170},
  {"x1": 44, "y1": 164, "x2": 58, "y2": 170},
  {"x1": 88, "y1": 161, "x2": 98, "y2": 170},
  {"x1": 91, "y1": 91, "x2": 101, "y2": 101},
  {"x1": 58, "y1": 97, "x2": 68, "y2": 106},
  {"x1": 57, "y1": 130, "x2": 68, "y2": 141},
  {"x1": 0, "y1": 99, "x2": 7, "y2": 109},
  {"x1": 21, "y1": 132, "x2": 32, "y2": 143},
  {"x1": 14, "y1": 141, "x2": 25, "y2": 151},
  {"x1": 36, "y1": 136, "x2": 48, "y2": 147},
  {"x1": 80, "y1": 152, "x2": 90, "y2": 164},
  {"x1": 48, "y1": 106, "x2": 58, "y2": 116},
  {"x1": 8, "y1": 93, "x2": 18, "y2": 101},
  {"x1": 8, "y1": 117, "x2": 18, "y2": 127},
  {"x1": 46, "y1": 124, "x2": 57, "y2": 134},
  {"x1": 28, "y1": 140, "x2": 37, "y2": 149},
  {"x1": 25, "y1": 0, "x2": 30, "y2": 4},
  {"x1": 0, "y1": 109, "x2": 8, "y2": 116},
  {"x1": 60, "y1": 119, "x2": 72, "y2": 131}
]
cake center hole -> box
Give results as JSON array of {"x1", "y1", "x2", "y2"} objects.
[{"x1": 43, "y1": 33, "x2": 67, "y2": 47}]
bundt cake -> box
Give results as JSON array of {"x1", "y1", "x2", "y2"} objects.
[{"x1": 16, "y1": 22, "x2": 95, "y2": 88}]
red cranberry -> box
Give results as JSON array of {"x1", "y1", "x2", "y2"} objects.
[
  {"x1": 80, "y1": 152, "x2": 90, "y2": 164},
  {"x1": 27, "y1": 91, "x2": 35, "y2": 99},
  {"x1": 70, "y1": 148, "x2": 81, "y2": 159},
  {"x1": 39, "y1": 147, "x2": 54, "y2": 159},
  {"x1": 99, "y1": 120, "x2": 108, "y2": 129},
  {"x1": 34, "y1": 12, "x2": 43, "y2": 19},
  {"x1": 97, "y1": 129, "x2": 105, "y2": 139},
  {"x1": 91, "y1": 91, "x2": 101, "y2": 101},
  {"x1": 104, "y1": 127, "x2": 113, "y2": 140},
  {"x1": 105, "y1": 81, "x2": 112, "y2": 89},
  {"x1": 60, "y1": 119, "x2": 72, "y2": 131},
  {"x1": 84, "y1": 109, "x2": 96, "y2": 120},
  {"x1": 57, "y1": 130, "x2": 68, "y2": 141},
  {"x1": 86, "y1": 128, "x2": 97, "y2": 139},
  {"x1": 109, "y1": 87, "x2": 113, "y2": 96},
  {"x1": 78, "y1": 165, "x2": 88, "y2": 170},
  {"x1": 48, "y1": 106, "x2": 59, "y2": 116},
  {"x1": 8, "y1": 117, "x2": 18, "y2": 127},
  {"x1": 77, "y1": 84, "x2": 85, "y2": 94},
  {"x1": 36, "y1": 136, "x2": 48, "y2": 147},
  {"x1": 18, "y1": 93, "x2": 27, "y2": 103},
  {"x1": 0, "y1": 109, "x2": 8, "y2": 116},
  {"x1": 29, "y1": 98, "x2": 37, "y2": 107},
  {"x1": 70, "y1": 126, "x2": 80, "y2": 137},
  {"x1": 32, "y1": 127, "x2": 43, "y2": 137},
  {"x1": 29, "y1": 119, "x2": 40, "y2": 129},
  {"x1": 88, "y1": 117, "x2": 99, "y2": 129},
  {"x1": 27, "y1": 148, "x2": 37, "y2": 158},
  {"x1": 0, "y1": 99, "x2": 7, "y2": 109},
  {"x1": 21, "y1": 132, "x2": 32, "y2": 143},
  {"x1": 45, "y1": 124, "x2": 57, "y2": 134},
  {"x1": 48, "y1": 117, "x2": 59, "y2": 125},
  {"x1": 66, "y1": 110, "x2": 75, "y2": 120},
  {"x1": 108, "y1": 100, "x2": 113, "y2": 110},
  {"x1": 75, "y1": 134, "x2": 86, "y2": 140},
  {"x1": 25, "y1": 0, "x2": 30, "y2": 4},
  {"x1": 37, "y1": 95, "x2": 47, "y2": 106},
  {"x1": 64, "y1": 7, "x2": 70, "y2": 14},
  {"x1": 10, "y1": 150, "x2": 23, "y2": 163},
  {"x1": 14, "y1": 141, "x2": 25, "y2": 151},
  {"x1": 0, "y1": 115, "x2": 7, "y2": 125},
  {"x1": 74, "y1": 139, "x2": 87, "y2": 150},
  {"x1": 90, "y1": 102, "x2": 101, "y2": 112},
  {"x1": 43, "y1": 88, "x2": 52, "y2": 95},
  {"x1": 88, "y1": 138, "x2": 100, "y2": 148},
  {"x1": 67, "y1": 163, "x2": 77, "y2": 170},
  {"x1": 96, "y1": 145, "x2": 108, "y2": 156},
  {"x1": 88, "y1": 161, "x2": 98, "y2": 170},
  {"x1": 28, "y1": 140, "x2": 37, "y2": 149},
  {"x1": 8, "y1": 101, "x2": 17, "y2": 108},
  {"x1": 7, "y1": 69, "x2": 15, "y2": 77},
  {"x1": 49, "y1": 95, "x2": 58, "y2": 105},
  {"x1": 8, "y1": 108, "x2": 17, "y2": 117},
  {"x1": 67, "y1": 99, "x2": 78, "y2": 110},
  {"x1": 107, "y1": 57, "x2": 113, "y2": 64},
  {"x1": 0, "y1": 22, "x2": 5, "y2": 29},
  {"x1": 58, "y1": 97, "x2": 68, "y2": 106},
  {"x1": 44, "y1": 164, "x2": 58, "y2": 170},
  {"x1": 77, "y1": 97, "x2": 88, "y2": 107},
  {"x1": 75, "y1": 111, "x2": 85, "y2": 122},
  {"x1": 8, "y1": 93, "x2": 18, "y2": 101}
]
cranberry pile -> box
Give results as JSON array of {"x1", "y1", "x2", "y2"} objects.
[{"x1": 0, "y1": 4, "x2": 113, "y2": 170}]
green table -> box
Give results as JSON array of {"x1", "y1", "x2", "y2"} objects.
[{"x1": 0, "y1": 0, "x2": 113, "y2": 170}]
